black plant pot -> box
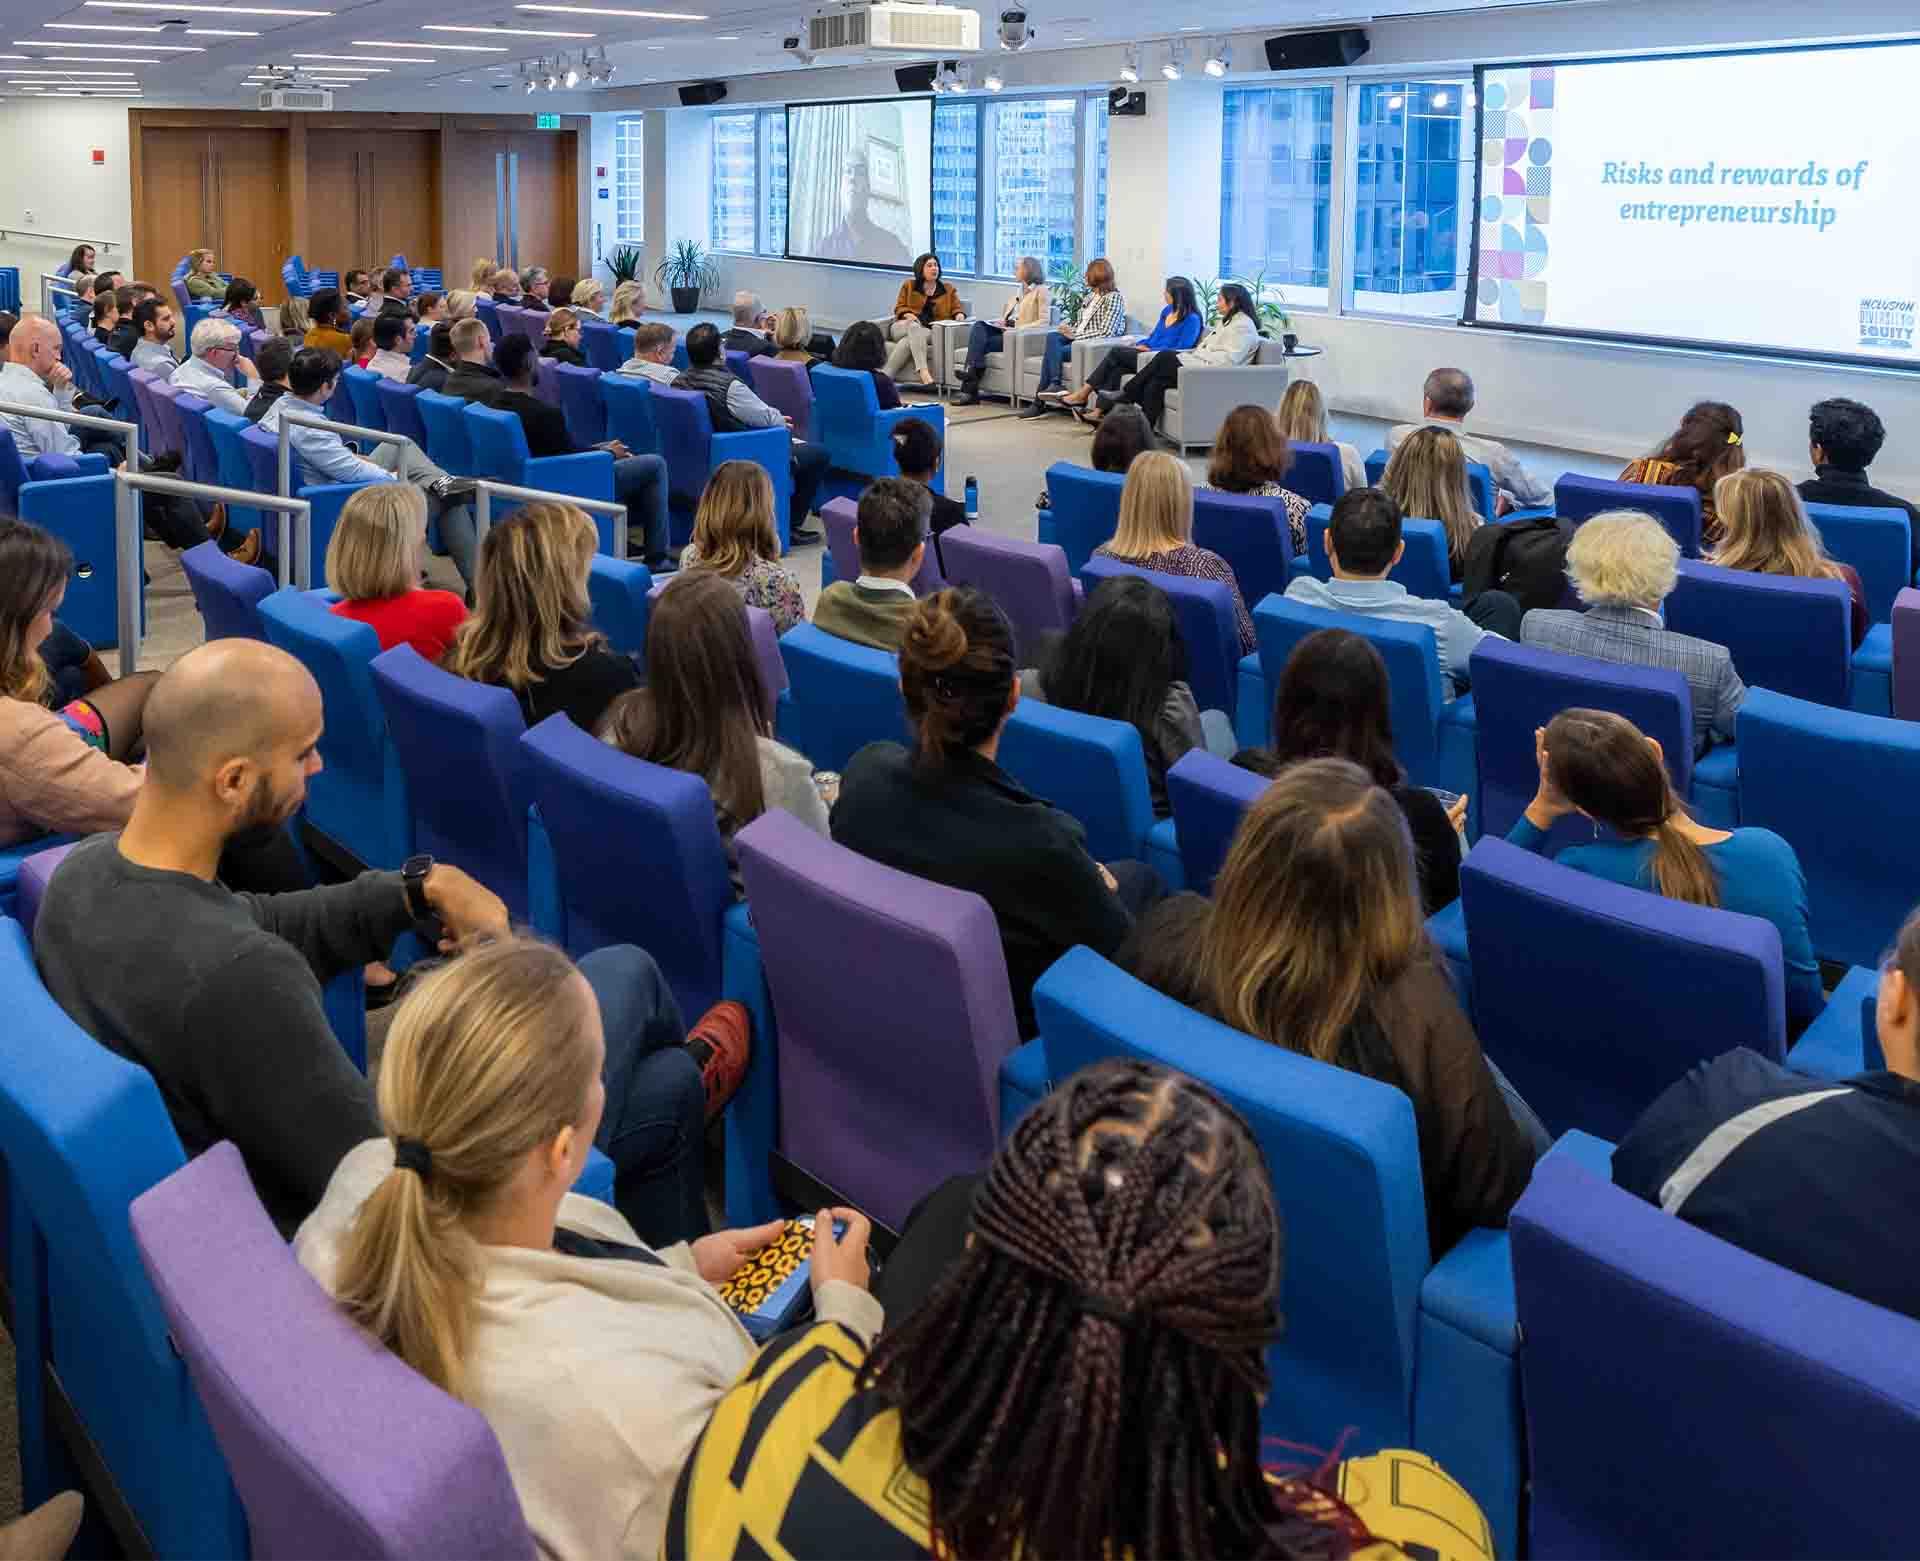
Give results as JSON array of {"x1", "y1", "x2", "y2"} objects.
[
  {"x1": 670, "y1": 286, "x2": 700, "y2": 314},
  {"x1": 1282, "y1": 332, "x2": 1299, "y2": 353}
]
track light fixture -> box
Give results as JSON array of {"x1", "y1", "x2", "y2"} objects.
[
  {"x1": 1161, "y1": 41, "x2": 1184, "y2": 80},
  {"x1": 982, "y1": 67, "x2": 1002, "y2": 90},
  {"x1": 1118, "y1": 44, "x2": 1139, "y2": 83},
  {"x1": 1202, "y1": 39, "x2": 1229, "y2": 76},
  {"x1": 562, "y1": 58, "x2": 579, "y2": 85}
]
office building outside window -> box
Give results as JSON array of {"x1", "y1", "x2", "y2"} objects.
[
  {"x1": 613, "y1": 116, "x2": 643, "y2": 244},
  {"x1": 1347, "y1": 79, "x2": 1474, "y2": 318},
  {"x1": 760, "y1": 111, "x2": 789, "y2": 257},
  {"x1": 932, "y1": 100, "x2": 979, "y2": 269},
  {"x1": 986, "y1": 97, "x2": 1080, "y2": 277},
  {"x1": 710, "y1": 112, "x2": 758, "y2": 254},
  {"x1": 1219, "y1": 86, "x2": 1334, "y2": 308}
]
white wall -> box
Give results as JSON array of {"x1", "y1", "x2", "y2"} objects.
[{"x1": 0, "y1": 101, "x2": 132, "y2": 303}]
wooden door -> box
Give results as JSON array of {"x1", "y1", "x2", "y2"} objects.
[
  {"x1": 441, "y1": 130, "x2": 509, "y2": 282},
  {"x1": 439, "y1": 128, "x2": 577, "y2": 282},
  {"x1": 506, "y1": 131, "x2": 577, "y2": 277},
  {"x1": 134, "y1": 128, "x2": 210, "y2": 283},
  {"x1": 307, "y1": 129, "x2": 440, "y2": 281},
  {"x1": 132, "y1": 127, "x2": 288, "y2": 297}
]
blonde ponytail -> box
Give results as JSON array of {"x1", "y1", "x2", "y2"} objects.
[{"x1": 330, "y1": 938, "x2": 601, "y2": 1401}]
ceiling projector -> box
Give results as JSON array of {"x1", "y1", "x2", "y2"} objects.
[{"x1": 800, "y1": 0, "x2": 981, "y2": 58}]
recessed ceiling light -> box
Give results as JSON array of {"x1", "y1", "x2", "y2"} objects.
[
  {"x1": 291, "y1": 51, "x2": 431, "y2": 62},
  {"x1": 46, "y1": 21, "x2": 164, "y2": 31},
  {"x1": 9, "y1": 68, "x2": 136, "y2": 74},
  {"x1": 276, "y1": 59, "x2": 387, "y2": 69},
  {"x1": 714, "y1": 32, "x2": 737, "y2": 38},
  {"x1": 186, "y1": 27, "x2": 261, "y2": 34},
  {"x1": 352, "y1": 38, "x2": 505, "y2": 50},
  {"x1": 39, "y1": 54, "x2": 163, "y2": 61},
  {"x1": 644, "y1": 43, "x2": 664, "y2": 49},
  {"x1": 514, "y1": 4, "x2": 705, "y2": 16},
  {"x1": 84, "y1": 1, "x2": 331, "y2": 12},
  {"x1": 424, "y1": 23, "x2": 593, "y2": 37},
  {"x1": 16, "y1": 38, "x2": 202, "y2": 49}
]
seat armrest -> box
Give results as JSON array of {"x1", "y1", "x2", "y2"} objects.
[{"x1": 1419, "y1": 1227, "x2": 1516, "y2": 1354}]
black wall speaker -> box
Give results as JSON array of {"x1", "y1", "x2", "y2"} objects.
[
  {"x1": 1262, "y1": 28, "x2": 1369, "y2": 71},
  {"x1": 1107, "y1": 86, "x2": 1146, "y2": 116},
  {"x1": 678, "y1": 80, "x2": 727, "y2": 106},
  {"x1": 895, "y1": 63, "x2": 938, "y2": 92}
]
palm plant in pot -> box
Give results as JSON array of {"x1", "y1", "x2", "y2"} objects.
[
  {"x1": 603, "y1": 242, "x2": 645, "y2": 287},
  {"x1": 654, "y1": 238, "x2": 719, "y2": 315}
]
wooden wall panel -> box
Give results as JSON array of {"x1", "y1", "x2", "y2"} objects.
[{"x1": 129, "y1": 126, "x2": 289, "y2": 295}]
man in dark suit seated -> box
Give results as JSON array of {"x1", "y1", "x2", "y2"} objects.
[
  {"x1": 376, "y1": 267, "x2": 414, "y2": 321},
  {"x1": 722, "y1": 291, "x2": 776, "y2": 359},
  {"x1": 1797, "y1": 396, "x2": 1920, "y2": 579}
]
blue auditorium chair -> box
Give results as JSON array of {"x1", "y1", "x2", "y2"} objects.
[
  {"x1": 375, "y1": 378, "x2": 428, "y2": 446},
  {"x1": 206, "y1": 406, "x2": 266, "y2": 542},
  {"x1": 774, "y1": 623, "x2": 903, "y2": 772},
  {"x1": 18, "y1": 473, "x2": 132, "y2": 652},
  {"x1": 474, "y1": 296, "x2": 502, "y2": 346},
  {"x1": 1554, "y1": 472, "x2": 1703, "y2": 557},
  {"x1": 650, "y1": 384, "x2": 792, "y2": 552},
  {"x1": 1165, "y1": 748, "x2": 1269, "y2": 895},
  {"x1": 996, "y1": 698, "x2": 1181, "y2": 886},
  {"x1": 1284, "y1": 440, "x2": 1345, "y2": 506},
  {"x1": 415, "y1": 388, "x2": 477, "y2": 476},
  {"x1": 0, "y1": 915, "x2": 247, "y2": 1558},
  {"x1": 1002, "y1": 945, "x2": 1611, "y2": 1558},
  {"x1": 1806, "y1": 500, "x2": 1911, "y2": 623},
  {"x1": 1365, "y1": 447, "x2": 1495, "y2": 519},
  {"x1": 257, "y1": 588, "x2": 410, "y2": 870},
  {"x1": 1460, "y1": 836, "x2": 1785, "y2": 1142},
  {"x1": 1303, "y1": 506, "x2": 1452, "y2": 599},
  {"x1": 1735, "y1": 687, "x2": 1920, "y2": 969},
  {"x1": 600, "y1": 373, "x2": 659, "y2": 458},
  {"x1": 1191, "y1": 487, "x2": 1296, "y2": 611},
  {"x1": 586, "y1": 555, "x2": 654, "y2": 661},
  {"x1": 181, "y1": 540, "x2": 275, "y2": 640},
  {"x1": 520, "y1": 715, "x2": 775, "y2": 1222},
  {"x1": 1081, "y1": 555, "x2": 1240, "y2": 716},
  {"x1": 809, "y1": 365, "x2": 944, "y2": 498},
  {"x1": 1512, "y1": 1154, "x2": 1920, "y2": 1559},
  {"x1": 340, "y1": 364, "x2": 387, "y2": 431},
  {"x1": 552, "y1": 361, "x2": 610, "y2": 448},
  {"x1": 1240, "y1": 596, "x2": 1477, "y2": 795},
  {"x1": 1035, "y1": 462, "x2": 1124, "y2": 574},
  {"x1": 1665, "y1": 558, "x2": 1853, "y2": 708},
  {"x1": 464, "y1": 403, "x2": 618, "y2": 554},
  {"x1": 370, "y1": 645, "x2": 532, "y2": 919},
  {"x1": 579, "y1": 320, "x2": 627, "y2": 373},
  {"x1": 0, "y1": 435, "x2": 105, "y2": 514}
]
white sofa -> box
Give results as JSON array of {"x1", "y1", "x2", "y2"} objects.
[{"x1": 931, "y1": 313, "x2": 1148, "y2": 407}]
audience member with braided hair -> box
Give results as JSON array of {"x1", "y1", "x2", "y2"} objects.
[
  {"x1": 1511, "y1": 708, "x2": 1822, "y2": 1034},
  {"x1": 297, "y1": 937, "x2": 876, "y2": 1560},
  {"x1": 666, "y1": 1058, "x2": 1492, "y2": 1559},
  {"x1": 830, "y1": 588, "x2": 1165, "y2": 1036},
  {"x1": 1119, "y1": 758, "x2": 1540, "y2": 1254}
]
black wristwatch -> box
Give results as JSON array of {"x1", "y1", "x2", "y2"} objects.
[{"x1": 401, "y1": 853, "x2": 435, "y2": 921}]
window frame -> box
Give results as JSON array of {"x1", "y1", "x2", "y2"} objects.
[
  {"x1": 612, "y1": 114, "x2": 644, "y2": 245},
  {"x1": 1218, "y1": 80, "x2": 1339, "y2": 312},
  {"x1": 707, "y1": 108, "x2": 763, "y2": 257}
]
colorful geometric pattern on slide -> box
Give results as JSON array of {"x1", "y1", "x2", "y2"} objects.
[{"x1": 1477, "y1": 66, "x2": 1553, "y2": 324}]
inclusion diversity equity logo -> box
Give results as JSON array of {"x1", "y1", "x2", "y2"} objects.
[{"x1": 1859, "y1": 297, "x2": 1916, "y2": 351}]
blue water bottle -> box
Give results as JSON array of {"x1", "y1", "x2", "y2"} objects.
[{"x1": 963, "y1": 475, "x2": 979, "y2": 522}]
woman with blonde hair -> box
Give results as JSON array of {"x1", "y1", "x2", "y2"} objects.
[
  {"x1": 540, "y1": 306, "x2": 588, "y2": 367},
  {"x1": 1093, "y1": 451, "x2": 1254, "y2": 651},
  {"x1": 600, "y1": 572, "x2": 826, "y2": 896},
  {"x1": 447, "y1": 500, "x2": 639, "y2": 730},
  {"x1": 1713, "y1": 467, "x2": 1868, "y2": 646},
  {"x1": 1275, "y1": 378, "x2": 1365, "y2": 495},
  {"x1": 279, "y1": 292, "x2": 311, "y2": 342},
  {"x1": 444, "y1": 288, "x2": 479, "y2": 323},
  {"x1": 1380, "y1": 425, "x2": 1479, "y2": 579},
  {"x1": 326, "y1": 484, "x2": 467, "y2": 661},
  {"x1": 296, "y1": 936, "x2": 875, "y2": 1558},
  {"x1": 184, "y1": 247, "x2": 223, "y2": 299},
  {"x1": 771, "y1": 306, "x2": 820, "y2": 365},
  {"x1": 609, "y1": 280, "x2": 645, "y2": 326},
  {"x1": 1119, "y1": 757, "x2": 1539, "y2": 1254},
  {"x1": 571, "y1": 278, "x2": 608, "y2": 320},
  {"x1": 831, "y1": 588, "x2": 1163, "y2": 1036},
  {"x1": 469, "y1": 256, "x2": 499, "y2": 290},
  {"x1": 1200, "y1": 404, "x2": 1311, "y2": 551},
  {"x1": 680, "y1": 461, "x2": 806, "y2": 633},
  {"x1": 1513, "y1": 707, "x2": 1823, "y2": 1033}
]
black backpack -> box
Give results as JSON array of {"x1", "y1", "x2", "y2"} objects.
[{"x1": 1460, "y1": 516, "x2": 1573, "y2": 613}]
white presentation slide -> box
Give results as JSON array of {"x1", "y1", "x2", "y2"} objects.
[
  {"x1": 1471, "y1": 45, "x2": 1920, "y2": 365},
  {"x1": 785, "y1": 99, "x2": 933, "y2": 268}
]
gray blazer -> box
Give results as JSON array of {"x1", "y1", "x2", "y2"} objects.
[{"x1": 1520, "y1": 604, "x2": 1745, "y2": 755}]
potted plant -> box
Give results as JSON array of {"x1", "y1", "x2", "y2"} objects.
[
  {"x1": 1048, "y1": 255, "x2": 1090, "y2": 325},
  {"x1": 1193, "y1": 275, "x2": 1222, "y2": 320},
  {"x1": 603, "y1": 242, "x2": 645, "y2": 288},
  {"x1": 1234, "y1": 267, "x2": 1296, "y2": 350},
  {"x1": 654, "y1": 238, "x2": 719, "y2": 314}
]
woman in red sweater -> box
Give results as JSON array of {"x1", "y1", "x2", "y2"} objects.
[{"x1": 326, "y1": 484, "x2": 467, "y2": 661}]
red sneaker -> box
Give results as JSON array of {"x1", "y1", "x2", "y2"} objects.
[{"x1": 684, "y1": 1000, "x2": 750, "y2": 1122}]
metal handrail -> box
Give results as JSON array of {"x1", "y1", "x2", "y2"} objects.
[
  {"x1": 0, "y1": 400, "x2": 141, "y2": 674},
  {"x1": 275, "y1": 408, "x2": 417, "y2": 590},
  {"x1": 39, "y1": 273, "x2": 80, "y2": 319},
  {"x1": 115, "y1": 471, "x2": 310, "y2": 667},
  {"x1": 0, "y1": 230, "x2": 118, "y2": 250},
  {"x1": 472, "y1": 479, "x2": 625, "y2": 547}
]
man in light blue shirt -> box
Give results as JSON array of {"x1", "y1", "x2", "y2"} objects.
[
  {"x1": 1387, "y1": 366, "x2": 1553, "y2": 512},
  {"x1": 128, "y1": 297, "x2": 180, "y2": 379},
  {"x1": 1284, "y1": 488, "x2": 1521, "y2": 696},
  {"x1": 258, "y1": 346, "x2": 479, "y2": 587}
]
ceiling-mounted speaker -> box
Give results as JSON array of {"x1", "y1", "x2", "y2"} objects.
[
  {"x1": 1107, "y1": 86, "x2": 1146, "y2": 116},
  {"x1": 895, "y1": 62, "x2": 938, "y2": 92},
  {"x1": 1262, "y1": 28, "x2": 1369, "y2": 71},
  {"x1": 678, "y1": 80, "x2": 727, "y2": 105}
]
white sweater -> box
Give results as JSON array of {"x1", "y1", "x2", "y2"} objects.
[
  {"x1": 1181, "y1": 312, "x2": 1262, "y2": 367},
  {"x1": 296, "y1": 1139, "x2": 884, "y2": 1560}
]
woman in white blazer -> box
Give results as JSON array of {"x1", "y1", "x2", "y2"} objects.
[{"x1": 1086, "y1": 282, "x2": 1261, "y2": 430}]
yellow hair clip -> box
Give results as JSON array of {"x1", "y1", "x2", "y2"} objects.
[{"x1": 1727, "y1": 431, "x2": 1743, "y2": 446}]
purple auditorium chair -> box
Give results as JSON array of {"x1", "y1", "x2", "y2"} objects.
[
  {"x1": 530, "y1": 353, "x2": 563, "y2": 409},
  {"x1": 746, "y1": 602, "x2": 787, "y2": 723},
  {"x1": 651, "y1": 383, "x2": 793, "y2": 551},
  {"x1": 936, "y1": 527, "x2": 1082, "y2": 666},
  {"x1": 552, "y1": 361, "x2": 608, "y2": 449},
  {"x1": 1082, "y1": 555, "x2": 1240, "y2": 715},
  {"x1": 1192, "y1": 487, "x2": 1297, "y2": 612},
  {"x1": 724, "y1": 348, "x2": 752, "y2": 379},
  {"x1": 127, "y1": 366, "x2": 163, "y2": 452},
  {"x1": 747, "y1": 355, "x2": 813, "y2": 441},
  {"x1": 1512, "y1": 1154, "x2": 1920, "y2": 1559},
  {"x1": 131, "y1": 1143, "x2": 536, "y2": 1561},
  {"x1": 818, "y1": 496, "x2": 943, "y2": 594},
  {"x1": 1166, "y1": 748, "x2": 1270, "y2": 896},
  {"x1": 1893, "y1": 586, "x2": 1920, "y2": 720},
  {"x1": 147, "y1": 380, "x2": 188, "y2": 460},
  {"x1": 736, "y1": 810, "x2": 1020, "y2": 1230}
]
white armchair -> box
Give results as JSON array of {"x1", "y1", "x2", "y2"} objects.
[
  {"x1": 932, "y1": 315, "x2": 1056, "y2": 407},
  {"x1": 1158, "y1": 340, "x2": 1293, "y2": 452}
]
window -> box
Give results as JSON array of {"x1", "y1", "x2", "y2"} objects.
[
  {"x1": 710, "y1": 112, "x2": 758, "y2": 254},
  {"x1": 760, "y1": 111, "x2": 788, "y2": 257},
  {"x1": 613, "y1": 116, "x2": 644, "y2": 244},
  {"x1": 1345, "y1": 78, "x2": 1473, "y2": 318},
  {"x1": 1089, "y1": 94, "x2": 1109, "y2": 259},
  {"x1": 1219, "y1": 86, "x2": 1334, "y2": 308},
  {"x1": 984, "y1": 97, "x2": 1080, "y2": 277},
  {"x1": 932, "y1": 100, "x2": 979, "y2": 270}
]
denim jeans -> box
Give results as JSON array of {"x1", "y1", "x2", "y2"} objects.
[
  {"x1": 962, "y1": 320, "x2": 1004, "y2": 377},
  {"x1": 1037, "y1": 330, "x2": 1073, "y2": 391},
  {"x1": 372, "y1": 439, "x2": 477, "y2": 586},
  {"x1": 577, "y1": 944, "x2": 708, "y2": 1246},
  {"x1": 791, "y1": 441, "x2": 830, "y2": 530},
  {"x1": 612, "y1": 452, "x2": 670, "y2": 568}
]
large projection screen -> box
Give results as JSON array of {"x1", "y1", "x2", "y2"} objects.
[
  {"x1": 1467, "y1": 43, "x2": 1920, "y2": 369},
  {"x1": 785, "y1": 97, "x2": 934, "y2": 268}
]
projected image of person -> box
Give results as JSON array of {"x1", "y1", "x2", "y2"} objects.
[
  {"x1": 820, "y1": 157, "x2": 911, "y2": 267},
  {"x1": 787, "y1": 101, "x2": 931, "y2": 267}
]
